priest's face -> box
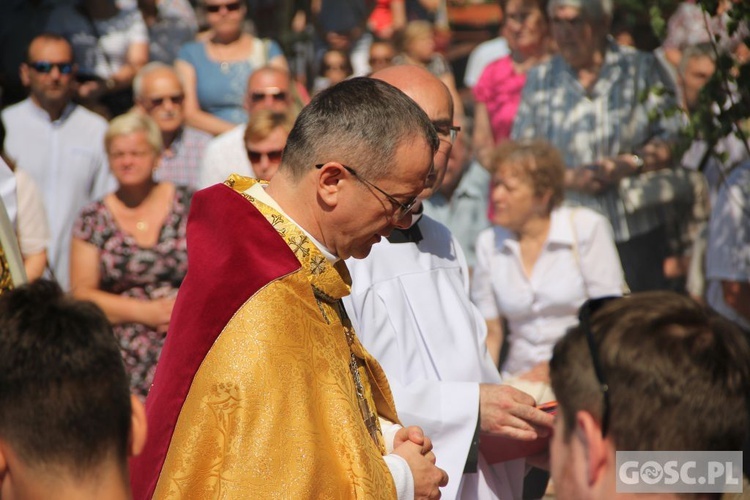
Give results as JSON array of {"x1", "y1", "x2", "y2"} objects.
[{"x1": 331, "y1": 139, "x2": 434, "y2": 260}]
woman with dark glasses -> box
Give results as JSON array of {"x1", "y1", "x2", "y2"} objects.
[
  {"x1": 471, "y1": 139, "x2": 625, "y2": 403},
  {"x1": 176, "y1": 0, "x2": 288, "y2": 136},
  {"x1": 243, "y1": 109, "x2": 294, "y2": 181}
]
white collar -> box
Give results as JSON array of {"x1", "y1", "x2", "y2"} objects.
[{"x1": 245, "y1": 182, "x2": 339, "y2": 263}]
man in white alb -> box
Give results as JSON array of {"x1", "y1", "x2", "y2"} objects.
[{"x1": 344, "y1": 65, "x2": 554, "y2": 499}]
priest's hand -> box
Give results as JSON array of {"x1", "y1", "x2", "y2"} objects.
[
  {"x1": 479, "y1": 384, "x2": 554, "y2": 440},
  {"x1": 393, "y1": 426, "x2": 433, "y2": 456},
  {"x1": 393, "y1": 439, "x2": 448, "y2": 499}
]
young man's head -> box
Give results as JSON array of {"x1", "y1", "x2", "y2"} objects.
[
  {"x1": 549, "y1": 291, "x2": 750, "y2": 499},
  {"x1": 0, "y1": 280, "x2": 146, "y2": 498}
]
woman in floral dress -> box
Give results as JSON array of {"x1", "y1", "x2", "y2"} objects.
[{"x1": 70, "y1": 113, "x2": 191, "y2": 398}]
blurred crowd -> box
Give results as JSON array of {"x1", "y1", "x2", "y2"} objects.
[{"x1": 0, "y1": 0, "x2": 749, "y2": 497}]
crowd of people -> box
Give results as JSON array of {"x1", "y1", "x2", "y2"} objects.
[{"x1": 0, "y1": 0, "x2": 749, "y2": 499}]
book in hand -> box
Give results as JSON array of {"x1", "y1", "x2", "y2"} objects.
[{"x1": 479, "y1": 401, "x2": 558, "y2": 464}]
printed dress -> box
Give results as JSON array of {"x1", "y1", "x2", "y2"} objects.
[{"x1": 73, "y1": 186, "x2": 192, "y2": 398}]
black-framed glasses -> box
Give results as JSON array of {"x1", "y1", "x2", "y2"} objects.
[
  {"x1": 28, "y1": 61, "x2": 74, "y2": 74},
  {"x1": 205, "y1": 1, "x2": 241, "y2": 13},
  {"x1": 315, "y1": 163, "x2": 418, "y2": 222},
  {"x1": 248, "y1": 148, "x2": 283, "y2": 163},
  {"x1": 577, "y1": 296, "x2": 621, "y2": 438},
  {"x1": 432, "y1": 121, "x2": 461, "y2": 143}
]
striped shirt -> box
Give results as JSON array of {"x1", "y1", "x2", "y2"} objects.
[{"x1": 511, "y1": 39, "x2": 681, "y2": 241}]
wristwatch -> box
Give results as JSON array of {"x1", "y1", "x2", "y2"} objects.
[
  {"x1": 631, "y1": 154, "x2": 644, "y2": 174},
  {"x1": 105, "y1": 78, "x2": 116, "y2": 91}
]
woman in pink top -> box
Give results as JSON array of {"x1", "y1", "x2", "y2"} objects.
[{"x1": 473, "y1": 0, "x2": 552, "y2": 169}]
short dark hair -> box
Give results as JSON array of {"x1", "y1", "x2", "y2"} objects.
[
  {"x1": 550, "y1": 292, "x2": 750, "y2": 452},
  {"x1": 281, "y1": 77, "x2": 439, "y2": 181},
  {"x1": 0, "y1": 280, "x2": 132, "y2": 475}
]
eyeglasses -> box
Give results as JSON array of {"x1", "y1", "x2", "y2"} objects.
[
  {"x1": 432, "y1": 121, "x2": 461, "y2": 143},
  {"x1": 247, "y1": 148, "x2": 283, "y2": 163},
  {"x1": 577, "y1": 296, "x2": 621, "y2": 438},
  {"x1": 205, "y1": 1, "x2": 241, "y2": 13},
  {"x1": 148, "y1": 94, "x2": 184, "y2": 107},
  {"x1": 551, "y1": 15, "x2": 586, "y2": 29},
  {"x1": 28, "y1": 61, "x2": 74, "y2": 74},
  {"x1": 315, "y1": 163, "x2": 419, "y2": 222},
  {"x1": 250, "y1": 88, "x2": 288, "y2": 103}
]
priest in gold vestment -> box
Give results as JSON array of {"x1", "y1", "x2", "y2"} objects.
[{"x1": 130, "y1": 78, "x2": 448, "y2": 499}]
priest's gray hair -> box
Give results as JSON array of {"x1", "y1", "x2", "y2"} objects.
[{"x1": 281, "y1": 77, "x2": 439, "y2": 181}]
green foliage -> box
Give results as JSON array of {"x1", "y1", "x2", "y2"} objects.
[{"x1": 637, "y1": 0, "x2": 750, "y2": 166}]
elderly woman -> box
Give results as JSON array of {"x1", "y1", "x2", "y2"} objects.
[
  {"x1": 511, "y1": 0, "x2": 683, "y2": 293},
  {"x1": 70, "y1": 113, "x2": 192, "y2": 398},
  {"x1": 243, "y1": 109, "x2": 294, "y2": 181},
  {"x1": 176, "y1": 0, "x2": 288, "y2": 135},
  {"x1": 472, "y1": 0, "x2": 551, "y2": 168},
  {"x1": 471, "y1": 140, "x2": 624, "y2": 399}
]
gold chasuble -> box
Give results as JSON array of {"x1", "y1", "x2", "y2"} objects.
[{"x1": 137, "y1": 177, "x2": 401, "y2": 499}]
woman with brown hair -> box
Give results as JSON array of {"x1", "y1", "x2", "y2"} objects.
[{"x1": 471, "y1": 140, "x2": 624, "y2": 397}]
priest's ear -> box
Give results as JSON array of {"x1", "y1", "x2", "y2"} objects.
[
  {"x1": 315, "y1": 162, "x2": 347, "y2": 208},
  {"x1": 129, "y1": 395, "x2": 148, "y2": 457}
]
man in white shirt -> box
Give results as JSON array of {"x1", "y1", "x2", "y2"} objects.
[
  {"x1": 199, "y1": 66, "x2": 295, "y2": 188},
  {"x1": 345, "y1": 65, "x2": 554, "y2": 500},
  {"x1": 1, "y1": 33, "x2": 112, "y2": 290}
]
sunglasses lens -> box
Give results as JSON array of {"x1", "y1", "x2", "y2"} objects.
[
  {"x1": 252, "y1": 91, "x2": 286, "y2": 102},
  {"x1": 206, "y1": 2, "x2": 240, "y2": 12},
  {"x1": 267, "y1": 151, "x2": 283, "y2": 162},
  {"x1": 31, "y1": 62, "x2": 74, "y2": 74},
  {"x1": 247, "y1": 150, "x2": 283, "y2": 163}
]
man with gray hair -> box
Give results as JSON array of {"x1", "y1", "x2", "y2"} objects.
[
  {"x1": 134, "y1": 62, "x2": 211, "y2": 189},
  {"x1": 512, "y1": 0, "x2": 683, "y2": 292},
  {"x1": 130, "y1": 77, "x2": 449, "y2": 499}
]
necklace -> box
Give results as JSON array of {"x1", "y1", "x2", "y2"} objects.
[{"x1": 136, "y1": 220, "x2": 148, "y2": 232}]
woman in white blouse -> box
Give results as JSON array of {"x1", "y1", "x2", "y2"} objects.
[{"x1": 471, "y1": 139, "x2": 625, "y2": 396}]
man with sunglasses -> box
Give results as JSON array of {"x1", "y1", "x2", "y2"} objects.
[
  {"x1": 345, "y1": 65, "x2": 555, "y2": 500},
  {"x1": 134, "y1": 62, "x2": 210, "y2": 189},
  {"x1": 1, "y1": 33, "x2": 112, "y2": 290},
  {"x1": 130, "y1": 77, "x2": 450, "y2": 499},
  {"x1": 199, "y1": 65, "x2": 296, "y2": 188},
  {"x1": 549, "y1": 292, "x2": 750, "y2": 499}
]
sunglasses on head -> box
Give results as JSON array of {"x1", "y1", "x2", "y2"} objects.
[
  {"x1": 250, "y1": 89, "x2": 287, "y2": 103},
  {"x1": 148, "y1": 94, "x2": 185, "y2": 107},
  {"x1": 577, "y1": 295, "x2": 623, "y2": 438},
  {"x1": 247, "y1": 149, "x2": 283, "y2": 163},
  {"x1": 28, "y1": 61, "x2": 74, "y2": 74},
  {"x1": 205, "y1": 1, "x2": 241, "y2": 13}
]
